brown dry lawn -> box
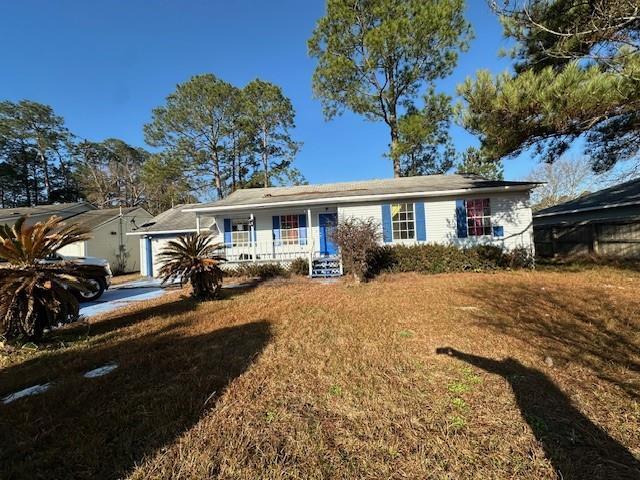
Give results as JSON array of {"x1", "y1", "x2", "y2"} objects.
[{"x1": 1, "y1": 268, "x2": 639, "y2": 479}]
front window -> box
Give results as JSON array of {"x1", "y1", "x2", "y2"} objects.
[
  {"x1": 280, "y1": 215, "x2": 299, "y2": 244},
  {"x1": 391, "y1": 203, "x2": 415, "y2": 240},
  {"x1": 231, "y1": 218, "x2": 251, "y2": 246},
  {"x1": 466, "y1": 199, "x2": 491, "y2": 236}
]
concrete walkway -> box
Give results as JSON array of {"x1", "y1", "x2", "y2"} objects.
[{"x1": 79, "y1": 279, "x2": 169, "y2": 317}]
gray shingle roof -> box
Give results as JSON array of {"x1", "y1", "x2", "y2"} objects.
[
  {"x1": 130, "y1": 204, "x2": 200, "y2": 234},
  {"x1": 0, "y1": 202, "x2": 96, "y2": 227},
  {"x1": 67, "y1": 207, "x2": 144, "y2": 230},
  {"x1": 534, "y1": 177, "x2": 640, "y2": 217},
  {"x1": 188, "y1": 174, "x2": 539, "y2": 211}
]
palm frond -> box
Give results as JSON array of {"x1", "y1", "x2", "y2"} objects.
[
  {"x1": 157, "y1": 233, "x2": 226, "y2": 300},
  {"x1": 0, "y1": 215, "x2": 93, "y2": 265}
]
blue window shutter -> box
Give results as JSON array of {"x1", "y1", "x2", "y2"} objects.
[
  {"x1": 415, "y1": 202, "x2": 426, "y2": 242},
  {"x1": 493, "y1": 225, "x2": 504, "y2": 237},
  {"x1": 381, "y1": 204, "x2": 392, "y2": 243},
  {"x1": 223, "y1": 219, "x2": 232, "y2": 246},
  {"x1": 298, "y1": 214, "x2": 307, "y2": 245},
  {"x1": 455, "y1": 200, "x2": 468, "y2": 238},
  {"x1": 272, "y1": 216, "x2": 281, "y2": 246}
]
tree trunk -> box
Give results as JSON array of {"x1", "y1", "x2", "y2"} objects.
[
  {"x1": 231, "y1": 136, "x2": 238, "y2": 192},
  {"x1": 389, "y1": 115, "x2": 401, "y2": 178},
  {"x1": 32, "y1": 156, "x2": 39, "y2": 205},
  {"x1": 38, "y1": 150, "x2": 51, "y2": 203},
  {"x1": 21, "y1": 150, "x2": 31, "y2": 206},
  {"x1": 212, "y1": 150, "x2": 224, "y2": 199}
]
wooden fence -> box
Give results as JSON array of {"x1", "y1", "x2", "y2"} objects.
[{"x1": 534, "y1": 220, "x2": 640, "y2": 258}]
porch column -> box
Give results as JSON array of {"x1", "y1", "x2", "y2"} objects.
[
  {"x1": 251, "y1": 213, "x2": 257, "y2": 263},
  {"x1": 307, "y1": 208, "x2": 313, "y2": 276},
  {"x1": 195, "y1": 214, "x2": 201, "y2": 234}
]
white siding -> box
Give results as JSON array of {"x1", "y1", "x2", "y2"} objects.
[
  {"x1": 339, "y1": 192, "x2": 533, "y2": 251},
  {"x1": 139, "y1": 237, "x2": 149, "y2": 276},
  {"x1": 338, "y1": 202, "x2": 383, "y2": 233}
]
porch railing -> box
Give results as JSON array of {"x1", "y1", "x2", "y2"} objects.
[{"x1": 216, "y1": 240, "x2": 328, "y2": 263}]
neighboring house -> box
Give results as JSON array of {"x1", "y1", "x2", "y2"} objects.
[
  {"x1": 0, "y1": 203, "x2": 153, "y2": 273},
  {"x1": 132, "y1": 175, "x2": 538, "y2": 277},
  {"x1": 533, "y1": 177, "x2": 640, "y2": 258},
  {"x1": 56, "y1": 207, "x2": 153, "y2": 273}
]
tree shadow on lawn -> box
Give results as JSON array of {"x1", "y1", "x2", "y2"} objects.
[
  {"x1": 437, "y1": 348, "x2": 640, "y2": 480},
  {"x1": 0, "y1": 312, "x2": 271, "y2": 479},
  {"x1": 460, "y1": 280, "x2": 640, "y2": 400}
]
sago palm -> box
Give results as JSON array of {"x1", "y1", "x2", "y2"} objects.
[
  {"x1": 157, "y1": 233, "x2": 226, "y2": 300},
  {"x1": 0, "y1": 216, "x2": 104, "y2": 340}
]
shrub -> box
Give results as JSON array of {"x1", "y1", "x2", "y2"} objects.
[
  {"x1": 370, "y1": 244, "x2": 533, "y2": 275},
  {"x1": 505, "y1": 246, "x2": 535, "y2": 269},
  {"x1": 288, "y1": 257, "x2": 310, "y2": 276},
  {"x1": 226, "y1": 263, "x2": 289, "y2": 279},
  {"x1": 331, "y1": 218, "x2": 381, "y2": 282},
  {"x1": 0, "y1": 216, "x2": 104, "y2": 341},
  {"x1": 158, "y1": 233, "x2": 226, "y2": 300}
]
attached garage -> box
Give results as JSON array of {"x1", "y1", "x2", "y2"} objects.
[{"x1": 129, "y1": 204, "x2": 203, "y2": 277}]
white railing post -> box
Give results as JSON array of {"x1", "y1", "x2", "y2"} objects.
[
  {"x1": 195, "y1": 214, "x2": 201, "y2": 234},
  {"x1": 251, "y1": 213, "x2": 257, "y2": 263},
  {"x1": 307, "y1": 208, "x2": 313, "y2": 277}
]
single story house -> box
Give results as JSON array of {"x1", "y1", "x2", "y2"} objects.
[
  {"x1": 0, "y1": 202, "x2": 153, "y2": 273},
  {"x1": 533, "y1": 177, "x2": 640, "y2": 258},
  {"x1": 132, "y1": 175, "x2": 538, "y2": 277}
]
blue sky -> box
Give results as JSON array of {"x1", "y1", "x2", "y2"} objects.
[{"x1": 0, "y1": 0, "x2": 533, "y2": 184}]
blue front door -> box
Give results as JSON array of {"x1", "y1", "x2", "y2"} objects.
[{"x1": 319, "y1": 213, "x2": 338, "y2": 256}]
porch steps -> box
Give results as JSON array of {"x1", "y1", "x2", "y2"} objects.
[{"x1": 311, "y1": 256, "x2": 341, "y2": 278}]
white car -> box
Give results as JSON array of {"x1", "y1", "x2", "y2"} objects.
[{"x1": 44, "y1": 254, "x2": 113, "y2": 301}]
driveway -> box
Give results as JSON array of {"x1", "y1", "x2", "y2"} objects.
[
  {"x1": 78, "y1": 277, "x2": 260, "y2": 318},
  {"x1": 79, "y1": 278, "x2": 170, "y2": 317}
]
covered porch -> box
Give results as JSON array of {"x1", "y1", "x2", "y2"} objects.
[{"x1": 194, "y1": 206, "x2": 342, "y2": 277}]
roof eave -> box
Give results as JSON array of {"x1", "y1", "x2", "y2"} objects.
[
  {"x1": 534, "y1": 200, "x2": 640, "y2": 218},
  {"x1": 127, "y1": 228, "x2": 198, "y2": 236},
  {"x1": 184, "y1": 184, "x2": 535, "y2": 213}
]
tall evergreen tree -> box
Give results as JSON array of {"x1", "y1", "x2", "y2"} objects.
[
  {"x1": 308, "y1": 0, "x2": 471, "y2": 177},
  {"x1": 458, "y1": 1, "x2": 639, "y2": 172},
  {"x1": 242, "y1": 79, "x2": 301, "y2": 188},
  {"x1": 0, "y1": 100, "x2": 76, "y2": 204},
  {"x1": 395, "y1": 92, "x2": 456, "y2": 176},
  {"x1": 144, "y1": 74, "x2": 240, "y2": 199},
  {"x1": 145, "y1": 74, "x2": 305, "y2": 198},
  {"x1": 455, "y1": 147, "x2": 504, "y2": 180},
  {"x1": 141, "y1": 154, "x2": 196, "y2": 214}
]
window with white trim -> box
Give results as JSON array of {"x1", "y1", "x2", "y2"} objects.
[
  {"x1": 280, "y1": 215, "x2": 299, "y2": 244},
  {"x1": 391, "y1": 203, "x2": 415, "y2": 240},
  {"x1": 231, "y1": 218, "x2": 251, "y2": 246},
  {"x1": 466, "y1": 198, "x2": 492, "y2": 236}
]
